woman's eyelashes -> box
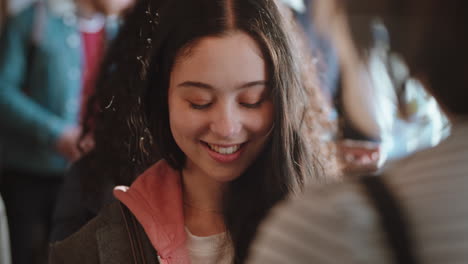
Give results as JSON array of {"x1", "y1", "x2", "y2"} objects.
[
  {"x1": 189, "y1": 99, "x2": 264, "y2": 110},
  {"x1": 190, "y1": 102, "x2": 212, "y2": 110},
  {"x1": 239, "y1": 99, "x2": 264, "y2": 109}
]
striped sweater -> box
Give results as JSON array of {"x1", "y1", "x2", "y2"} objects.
[{"x1": 248, "y1": 121, "x2": 468, "y2": 264}]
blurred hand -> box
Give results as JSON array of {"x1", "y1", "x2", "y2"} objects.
[
  {"x1": 55, "y1": 127, "x2": 94, "y2": 162},
  {"x1": 79, "y1": 132, "x2": 95, "y2": 154},
  {"x1": 337, "y1": 139, "x2": 382, "y2": 176}
]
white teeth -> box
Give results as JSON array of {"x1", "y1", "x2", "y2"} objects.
[{"x1": 207, "y1": 144, "x2": 241, "y2": 155}]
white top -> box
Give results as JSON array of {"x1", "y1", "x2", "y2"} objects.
[
  {"x1": 77, "y1": 13, "x2": 105, "y2": 33},
  {"x1": 185, "y1": 228, "x2": 233, "y2": 264},
  {"x1": 247, "y1": 121, "x2": 468, "y2": 264}
]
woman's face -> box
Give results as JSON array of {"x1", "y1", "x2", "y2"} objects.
[{"x1": 168, "y1": 31, "x2": 274, "y2": 182}]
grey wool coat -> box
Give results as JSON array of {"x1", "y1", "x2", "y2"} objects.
[{"x1": 49, "y1": 202, "x2": 159, "y2": 264}]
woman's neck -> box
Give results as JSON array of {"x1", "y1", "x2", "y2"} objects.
[{"x1": 182, "y1": 165, "x2": 227, "y2": 236}]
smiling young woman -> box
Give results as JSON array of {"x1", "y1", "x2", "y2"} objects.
[{"x1": 49, "y1": 0, "x2": 335, "y2": 263}]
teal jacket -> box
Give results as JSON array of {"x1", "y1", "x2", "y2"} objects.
[{"x1": 0, "y1": 4, "x2": 117, "y2": 175}]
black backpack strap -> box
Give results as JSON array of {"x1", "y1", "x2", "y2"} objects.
[
  {"x1": 360, "y1": 175, "x2": 418, "y2": 264},
  {"x1": 119, "y1": 202, "x2": 159, "y2": 264}
]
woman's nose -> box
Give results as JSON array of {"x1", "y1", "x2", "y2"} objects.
[{"x1": 209, "y1": 107, "x2": 242, "y2": 139}]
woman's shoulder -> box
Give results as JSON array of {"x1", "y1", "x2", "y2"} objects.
[{"x1": 49, "y1": 201, "x2": 133, "y2": 264}]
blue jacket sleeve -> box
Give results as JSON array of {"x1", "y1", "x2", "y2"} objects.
[{"x1": 0, "y1": 7, "x2": 68, "y2": 147}]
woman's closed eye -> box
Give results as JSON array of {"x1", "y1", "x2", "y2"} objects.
[
  {"x1": 240, "y1": 99, "x2": 263, "y2": 109},
  {"x1": 189, "y1": 101, "x2": 212, "y2": 110},
  {"x1": 188, "y1": 94, "x2": 266, "y2": 110}
]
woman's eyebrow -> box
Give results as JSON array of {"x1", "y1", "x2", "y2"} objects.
[
  {"x1": 178, "y1": 80, "x2": 267, "y2": 90},
  {"x1": 239, "y1": 80, "x2": 268, "y2": 89},
  {"x1": 178, "y1": 81, "x2": 213, "y2": 90}
]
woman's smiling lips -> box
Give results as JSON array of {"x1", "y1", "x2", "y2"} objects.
[{"x1": 200, "y1": 141, "x2": 246, "y2": 163}]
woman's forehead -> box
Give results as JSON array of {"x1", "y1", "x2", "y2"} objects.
[{"x1": 170, "y1": 32, "x2": 267, "y2": 90}]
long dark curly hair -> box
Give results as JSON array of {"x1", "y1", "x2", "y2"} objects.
[{"x1": 81, "y1": 0, "x2": 337, "y2": 262}]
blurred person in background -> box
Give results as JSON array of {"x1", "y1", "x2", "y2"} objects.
[
  {"x1": 247, "y1": 0, "x2": 468, "y2": 263},
  {"x1": 321, "y1": 0, "x2": 448, "y2": 175},
  {"x1": 285, "y1": 1, "x2": 448, "y2": 176},
  {"x1": 0, "y1": 0, "x2": 133, "y2": 263},
  {"x1": 335, "y1": 18, "x2": 448, "y2": 173}
]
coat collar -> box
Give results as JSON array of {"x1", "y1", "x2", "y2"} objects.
[{"x1": 114, "y1": 160, "x2": 190, "y2": 264}]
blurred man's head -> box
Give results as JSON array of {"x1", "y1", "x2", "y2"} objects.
[{"x1": 317, "y1": 0, "x2": 468, "y2": 116}]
